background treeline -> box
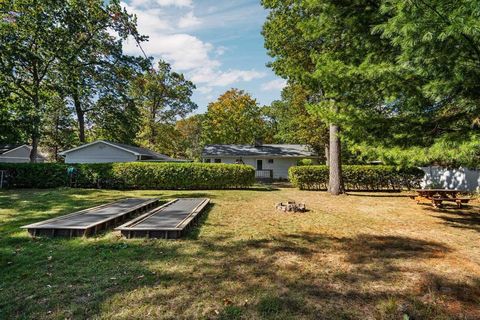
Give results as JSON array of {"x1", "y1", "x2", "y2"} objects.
[
  {"x1": 2, "y1": 0, "x2": 480, "y2": 173},
  {"x1": 0, "y1": 0, "x2": 330, "y2": 163}
]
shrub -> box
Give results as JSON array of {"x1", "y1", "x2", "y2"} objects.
[
  {"x1": 297, "y1": 158, "x2": 314, "y2": 166},
  {"x1": 0, "y1": 163, "x2": 69, "y2": 188},
  {"x1": 0, "y1": 162, "x2": 255, "y2": 190},
  {"x1": 289, "y1": 165, "x2": 424, "y2": 191}
]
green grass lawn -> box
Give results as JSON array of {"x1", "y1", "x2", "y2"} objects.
[{"x1": 1, "y1": 188, "x2": 479, "y2": 319}]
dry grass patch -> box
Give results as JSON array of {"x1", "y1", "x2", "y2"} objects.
[{"x1": 0, "y1": 187, "x2": 479, "y2": 319}]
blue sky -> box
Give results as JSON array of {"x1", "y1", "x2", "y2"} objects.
[{"x1": 122, "y1": 0, "x2": 285, "y2": 113}]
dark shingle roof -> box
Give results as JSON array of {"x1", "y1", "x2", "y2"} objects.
[{"x1": 202, "y1": 144, "x2": 317, "y2": 157}]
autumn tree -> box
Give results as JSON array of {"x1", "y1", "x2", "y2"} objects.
[
  {"x1": 202, "y1": 89, "x2": 266, "y2": 145},
  {"x1": 175, "y1": 114, "x2": 204, "y2": 160}
]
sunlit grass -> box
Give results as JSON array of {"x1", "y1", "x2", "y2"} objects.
[{"x1": 1, "y1": 188, "x2": 479, "y2": 319}]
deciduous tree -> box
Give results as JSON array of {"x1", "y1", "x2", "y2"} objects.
[
  {"x1": 202, "y1": 89, "x2": 266, "y2": 145},
  {"x1": 132, "y1": 61, "x2": 197, "y2": 153}
]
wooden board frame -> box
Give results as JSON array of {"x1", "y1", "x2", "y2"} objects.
[
  {"x1": 115, "y1": 198, "x2": 210, "y2": 239},
  {"x1": 21, "y1": 198, "x2": 159, "y2": 238}
]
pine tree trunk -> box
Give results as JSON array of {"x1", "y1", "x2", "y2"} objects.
[{"x1": 328, "y1": 122, "x2": 344, "y2": 195}]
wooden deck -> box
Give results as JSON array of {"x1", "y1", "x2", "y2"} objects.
[
  {"x1": 115, "y1": 198, "x2": 210, "y2": 239},
  {"x1": 21, "y1": 198, "x2": 159, "y2": 237}
]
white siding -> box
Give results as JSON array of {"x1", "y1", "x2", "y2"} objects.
[
  {"x1": 64, "y1": 143, "x2": 137, "y2": 163},
  {"x1": 420, "y1": 166, "x2": 480, "y2": 192},
  {"x1": 0, "y1": 146, "x2": 45, "y2": 163},
  {"x1": 202, "y1": 156, "x2": 307, "y2": 179}
]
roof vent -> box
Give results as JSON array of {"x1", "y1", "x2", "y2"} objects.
[{"x1": 254, "y1": 138, "x2": 263, "y2": 147}]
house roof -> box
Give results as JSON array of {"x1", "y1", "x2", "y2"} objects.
[
  {"x1": 0, "y1": 144, "x2": 46, "y2": 159},
  {"x1": 202, "y1": 144, "x2": 317, "y2": 157},
  {"x1": 59, "y1": 140, "x2": 174, "y2": 161},
  {"x1": 0, "y1": 145, "x2": 22, "y2": 155}
]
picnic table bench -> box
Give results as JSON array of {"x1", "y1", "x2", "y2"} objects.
[{"x1": 410, "y1": 189, "x2": 471, "y2": 208}]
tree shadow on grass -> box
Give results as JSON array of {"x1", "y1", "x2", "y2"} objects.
[
  {"x1": 345, "y1": 192, "x2": 410, "y2": 197},
  {"x1": 424, "y1": 206, "x2": 480, "y2": 233},
  {"x1": 1, "y1": 232, "x2": 478, "y2": 319},
  {"x1": 157, "y1": 192, "x2": 216, "y2": 200},
  {"x1": 184, "y1": 202, "x2": 214, "y2": 240},
  {"x1": 1, "y1": 189, "x2": 479, "y2": 320}
]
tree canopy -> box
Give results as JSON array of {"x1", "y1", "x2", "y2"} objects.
[
  {"x1": 202, "y1": 89, "x2": 266, "y2": 145},
  {"x1": 262, "y1": 0, "x2": 480, "y2": 173}
]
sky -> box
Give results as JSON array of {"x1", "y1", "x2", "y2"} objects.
[{"x1": 121, "y1": 0, "x2": 286, "y2": 113}]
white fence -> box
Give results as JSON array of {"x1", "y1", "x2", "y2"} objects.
[{"x1": 420, "y1": 166, "x2": 480, "y2": 192}]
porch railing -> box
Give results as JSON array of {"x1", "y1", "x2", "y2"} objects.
[{"x1": 255, "y1": 169, "x2": 273, "y2": 180}]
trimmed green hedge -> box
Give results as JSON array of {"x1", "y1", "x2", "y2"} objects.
[
  {"x1": 289, "y1": 165, "x2": 424, "y2": 191},
  {"x1": 0, "y1": 162, "x2": 255, "y2": 189}
]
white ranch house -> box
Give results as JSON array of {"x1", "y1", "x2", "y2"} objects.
[
  {"x1": 202, "y1": 144, "x2": 319, "y2": 179},
  {"x1": 0, "y1": 145, "x2": 46, "y2": 163},
  {"x1": 60, "y1": 140, "x2": 177, "y2": 164}
]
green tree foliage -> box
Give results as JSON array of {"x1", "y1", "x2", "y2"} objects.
[
  {"x1": 0, "y1": 0, "x2": 73, "y2": 161},
  {"x1": 55, "y1": 0, "x2": 147, "y2": 143},
  {"x1": 202, "y1": 89, "x2": 266, "y2": 145},
  {"x1": 174, "y1": 114, "x2": 205, "y2": 160},
  {"x1": 264, "y1": 83, "x2": 328, "y2": 161},
  {"x1": 0, "y1": 0, "x2": 146, "y2": 160},
  {"x1": 41, "y1": 93, "x2": 77, "y2": 161},
  {"x1": 132, "y1": 61, "x2": 197, "y2": 153},
  {"x1": 262, "y1": 0, "x2": 396, "y2": 193},
  {"x1": 360, "y1": 0, "x2": 480, "y2": 166},
  {"x1": 262, "y1": 0, "x2": 480, "y2": 171}
]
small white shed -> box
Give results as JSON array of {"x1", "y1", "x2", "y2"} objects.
[
  {"x1": 59, "y1": 140, "x2": 175, "y2": 164},
  {"x1": 0, "y1": 145, "x2": 46, "y2": 163},
  {"x1": 201, "y1": 144, "x2": 319, "y2": 180}
]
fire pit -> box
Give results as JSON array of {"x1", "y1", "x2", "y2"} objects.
[{"x1": 275, "y1": 201, "x2": 306, "y2": 213}]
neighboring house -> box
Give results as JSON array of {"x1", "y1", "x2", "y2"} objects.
[
  {"x1": 0, "y1": 145, "x2": 46, "y2": 163},
  {"x1": 59, "y1": 140, "x2": 179, "y2": 164},
  {"x1": 202, "y1": 144, "x2": 319, "y2": 179}
]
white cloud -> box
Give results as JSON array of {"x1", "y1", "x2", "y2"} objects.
[
  {"x1": 178, "y1": 11, "x2": 202, "y2": 28},
  {"x1": 197, "y1": 86, "x2": 213, "y2": 94},
  {"x1": 131, "y1": 0, "x2": 192, "y2": 7},
  {"x1": 191, "y1": 69, "x2": 265, "y2": 87},
  {"x1": 156, "y1": 0, "x2": 192, "y2": 7},
  {"x1": 261, "y1": 79, "x2": 287, "y2": 91},
  {"x1": 121, "y1": 1, "x2": 265, "y2": 94}
]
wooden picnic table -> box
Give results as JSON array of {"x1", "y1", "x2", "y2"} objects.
[{"x1": 411, "y1": 189, "x2": 470, "y2": 208}]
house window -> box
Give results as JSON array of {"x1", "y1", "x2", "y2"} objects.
[
  {"x1": 204, "y1": 159, "x2": 211, "y2": 163},
  {"x1": 214, "y1": 159, "x2": 221, "y2": 163},
  {"x1": 268, "y1": 159, "x2": 274, "y2": 164}
]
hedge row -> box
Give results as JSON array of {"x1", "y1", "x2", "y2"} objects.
[
  {"x1": 289, "y1": 165, "x2": 424, "y2": 191},
  {"x1": 0, "y1": 162, "x2": 255, "y2": 189}
]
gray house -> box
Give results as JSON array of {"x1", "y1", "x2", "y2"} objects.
[
  {"x1": 202, "y1": 144, "x2": 319, "y2": 179},
  {"x1": 0, "y1": 145, "x2": 46, "y2": 163},
  {"x1": 60, "y1": 140, "x2": 177, "y2": 164}
]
